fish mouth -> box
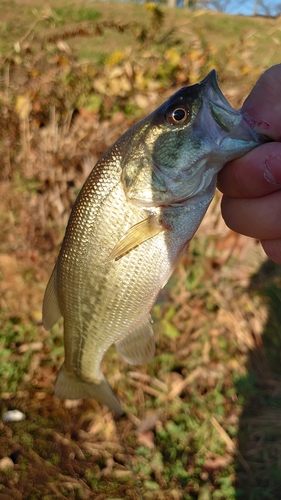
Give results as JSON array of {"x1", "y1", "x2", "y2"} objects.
[{"x1": 196, "y1": 70, "x2": 266, "y2": 149}]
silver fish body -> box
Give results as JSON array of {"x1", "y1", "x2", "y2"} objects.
[{"x1": 43, "y1": 71, "x2": 267, "y2": 414}]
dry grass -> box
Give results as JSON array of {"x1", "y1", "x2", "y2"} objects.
[{"x1": 1, "y1": 2, "x2": 281, "y2": 499}]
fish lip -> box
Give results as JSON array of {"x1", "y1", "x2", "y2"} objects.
[
  {"x1": 200, "y1": 70, "x2": 242, "y2": 140},
  {"x1": 200, "y1": 70, "x2": 238, "y2": 114},
  {"x1": 199, "y1": 70, "x2": 231, "y2": 109}
]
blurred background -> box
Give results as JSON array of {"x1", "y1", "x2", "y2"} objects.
[{"x1": 1, "y1": 1, "x2": 281, "y2": 499}]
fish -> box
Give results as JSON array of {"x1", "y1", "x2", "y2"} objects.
[{"x1": 42, "y1": 70, "x2": 267, "y2": 415}]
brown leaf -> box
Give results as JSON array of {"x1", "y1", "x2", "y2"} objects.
[
  {"x1": 137, "y1": 430, "x2": 155, "y2": 449},
  {"x1": 203, "y1": 454, "x2": 232, "y2": 473}
]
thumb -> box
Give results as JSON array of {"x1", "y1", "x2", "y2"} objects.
[{"x1": 241, "y1": 64, "x2": 281, "y2": 141}]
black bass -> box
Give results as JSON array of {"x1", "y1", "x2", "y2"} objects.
[{"x1": 43, "y1": 70, "x2": 266, "y2": 414}]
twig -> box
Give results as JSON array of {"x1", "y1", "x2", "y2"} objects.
[
  {"x1": 166, "y1": 366, "x2": 203, "y2": 400},
  {"x1": 127, "y1": 378, "x2": 165, "y2": 398},
  {"x1": 128, "y1": 371, "x2": 168, "y2": 392},
  {"x1": 3, "y1": 7, "x2": 55, "y2": 63},
  {"x1": 210, "y1": 416, "x2": 256, "y2": 486}
]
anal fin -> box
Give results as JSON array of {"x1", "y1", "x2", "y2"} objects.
[
  {"x1": 105, "y1": 214, "x2": 166, "y2": 262},
  {"x1": 116, "y1": 317, "x2": 155, "y2": 365},
  {"x1": 42, "y1": 264, "x2": 61, "y2": 330}
]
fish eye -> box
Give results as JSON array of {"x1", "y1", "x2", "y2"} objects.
[{"x1": 165, "y1": 104, "x2": 191, "y2": 126}]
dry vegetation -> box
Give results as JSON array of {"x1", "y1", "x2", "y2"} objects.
[{"x1": 1, "y1": 1, "x2": 281, "y2": 499}]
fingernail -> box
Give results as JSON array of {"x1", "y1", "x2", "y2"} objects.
[{"x1": 264, "y1": 155, "x2": 281, "y2": 185}]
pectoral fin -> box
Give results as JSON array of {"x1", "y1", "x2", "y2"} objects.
[
  {"x1": 42, "y1": 265, "x2": 61, "y2": 330},
  {"x1": 116, "y1": 317, "x2": 155, "y2": 365},
  {"x1": 106, "y1": 215, "x2": 166, "y2": 262}
]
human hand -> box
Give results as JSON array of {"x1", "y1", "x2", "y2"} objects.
[{"x1": 217, "y1": 64, "x2": 281, "y2": 264}]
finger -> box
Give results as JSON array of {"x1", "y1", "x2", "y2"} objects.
[
  {"x1": 217, "y1": 142, "x2": 281, "y2": 198},
  {"x1": 242, "y1": 64, "x2": 281, "y2": 141},
  {"x1": 261, "y1": 239, "x2": 281, "y2": 265},
  {"x1": 221, "y1": 190, "x2": 281, "y2": 240}
]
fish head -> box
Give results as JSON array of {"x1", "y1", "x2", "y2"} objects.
[{"x1": 122, "y1": 70, "x2": 268, "y2": 207}]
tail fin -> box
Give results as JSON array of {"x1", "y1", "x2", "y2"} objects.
[{"x1": 54, "y1": 364, "x2": 123, "y2": 415}]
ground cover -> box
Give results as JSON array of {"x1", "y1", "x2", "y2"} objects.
[{"x1": 1, "y1": 2, "x2": 281, "y2": 499}]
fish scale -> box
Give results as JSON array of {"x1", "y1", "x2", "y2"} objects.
[
  {"x1": 57, "y1": 156, "x2": 170, "y2": 378},
  {"x1": 43, "y1": 70, "x2": 268, "y2": 414}
]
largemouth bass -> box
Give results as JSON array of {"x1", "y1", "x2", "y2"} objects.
[{"x1": 43, "y1": 70, "x2": 266, "y2": 414}]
